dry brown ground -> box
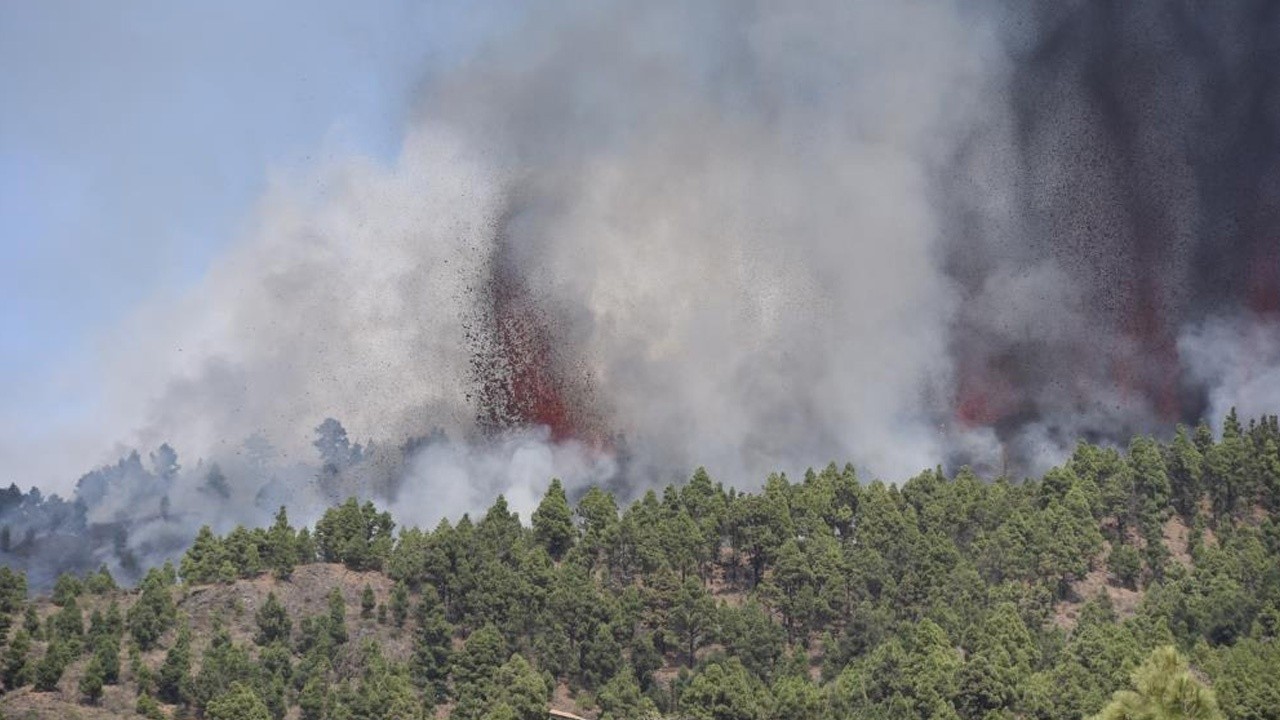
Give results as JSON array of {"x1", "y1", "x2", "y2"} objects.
[
  {"x1": 1162, "y1": 514, "x2": 1193, "y2": 569},
  {"x1": 1052, "y1": 514, "x2": 1200, "y2": 631}
]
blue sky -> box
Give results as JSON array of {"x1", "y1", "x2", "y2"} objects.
[{"x1": 0, "y1": 1, "x2": 514, "y2": 486}]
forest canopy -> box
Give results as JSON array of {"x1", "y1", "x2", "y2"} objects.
[{"x1": 0, "y1": 412, "x2": 1277, "y2": 719}]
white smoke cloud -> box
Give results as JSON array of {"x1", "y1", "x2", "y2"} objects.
[
  {"x1": 50, "y1": 0, "x2": 1013, "y2": 511},
  {"x1": 392, "y1": 428, "x2": 617, "y2": 529},
  {"x1": 105, "y1": 126, "x2": 503, "y2": 464},
  {"x1": 1180, "y1": 314, "x2": 1280, "y2": 430},
  {"x1": 426, "y1": 0, "x2": 1009, "y2": 483}
]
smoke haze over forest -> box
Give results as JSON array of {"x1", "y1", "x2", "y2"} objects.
[{"x1": 3, "y1": 0, "x2": 1280, "y2": 584}]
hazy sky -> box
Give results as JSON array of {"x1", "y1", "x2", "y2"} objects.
[{"x1": 0, "y1": 1, "x2": 516, "y2": 489}]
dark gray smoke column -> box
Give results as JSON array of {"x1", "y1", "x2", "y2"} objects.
[{"x1": 945, "y1": 0, "x2": 1280, "y2": 465}]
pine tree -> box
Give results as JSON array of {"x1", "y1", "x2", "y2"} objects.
[
  {"x1": 771, "y1": 675, "x2": 824, "y2": 720},
  {"x1": 298, "y1": 672, "x2": 327, "y2": 720},
  {"x1": 2, "y1": 628, "x2": 31, "y2": 690},
  {"x1": 956, "y1": 603, "x2": 1035, "y2": 718},
  {"x1": 191, "y1": 626, "x2": 257, "y2": 712},
  {"x1": 201, "y1": 462, "x2": 232, "y2": 499},
  {"x1": 1129, "y1": 436, "x2": 1172, "y2": 530},
  {"x1": 296, "y1": 526, "x2": 317, "y2": 564},
  {"x1": 661, "y1": 509, "x2": 705, "y2": 582},
  {"x1": 255, "y1": 591, "x2": 292, "y2": 646},
  {"x1": 581, "y1": 623, "x2": 622, "y2": 689},
  {"x1": 314, "y1": 498, "x2": 395, "y2": 570},
  {"x1": 267, "y1": 506, "x2": 297, "y2": 579},
  {"x1": 86, "y1": 565, "x2": 115, "y2": 595},
  {"x1": 0, "y1": 568, "x2": 26, "y2": 637},
  {"x1": 222, "y1": 525, "x2": 264, "y2": 578},
  {"x1": 718, "y1": 601, "x2": 785, "y2": 681},
  {"x1": 453, "y1": 623, "x2": 506, "y2": 691},
  {"x1": 732, "y1": 484, "x2": 793, "y2": 587},
  {"x1": 900, "y1": 618, "x2": 962, "y2": 719},
  {"x1": 1167, "y1": 426, "x2": 1204, "y2": 518},
  {"x1": 630, "y1": 631, "x2": 662, "y2": 691},
  {"x1": 92, "y1": 632, "x2": 121, "y2": 684},
  {"x1": 1206, "y1": 410, "x2": 1250, "y2": 520},
  {"x1": 128, "y1": 568, "x2": 176, "y2": 650},
  {"x1": 576, "y1": 486, "x2": 619, "y2": 567},
  {"x1": 32, "y1": 640, "x2": 68, "y2": 692},
  {"x1": 22, "y1": 603, "x2": 39, "y2": 637},
  {"x1": 1091, "y1": 646, "x2": 1223, "y2": 720},
  {"x1": 48, "y1": 596, "x2": 84, "y2": 648},
  {"x1": 670, "y1": 578, "x2": 715, "y2": 666},
  {"x1": 129, "y1": 641, "x2": 154, "y2": 695},
  {"x1": 205, "y1": 681, "x2": 272, "y2": 720},
  {"x1": 79, "y1": 655, "x2": 105, "y2": 704},
  {"x1": 156, "y1": 624, "x2": 192, "y2": 704},
  {"x1": 136, "y1": 692, "x2": 165, "y2": 720},
  {"x1": 762, "y1": 537, "x2": 818, "y2": 641},
  {"x1": 390, "y1": 580, "x2": 410, "y2": 627},
  {"x1": 259, "y1": 675, "x2": 287, "y2": 720},
  {"x1": 1108, "y1": 544, "x2": 1143, "y2": 589},
  {"x1": 493, "y1": 653, "x2": 549, "y2": 720},
  {"x1": 327, "y1": 587, "x2": 348, "y2": 645},
  {"x1": 51, "y1": 572, "x2": 82, "y2": 606},
  {"x1": 479, "y1": 495, "x2": 525, "y2": 564},
  {"x1": 533, "y1": 478, "x2": 576, "y2": 561},
  {"x1": 680, "y1": 659, "x2": 770, "y2": 720},
  {"x1": 598, "y1": 664, "x2": 659, "y2": 720},
  {"x1": 256, "y1": 640, "x2": 293, "y2": 684},
  {"x1": 411, "y1": 588, "x2": 452, "y2": 705}
]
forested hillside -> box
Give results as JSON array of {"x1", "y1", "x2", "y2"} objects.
[{"x1": 1, "y1": 412, "x2": 1278, "y2": 719}]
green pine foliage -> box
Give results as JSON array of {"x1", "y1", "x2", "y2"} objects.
[
  {"x1": 533, "y1": 478, "x2": 576, "y2": 560},
  {"x1": 0, "y1": 567, "x2": 27, "y2": 638},
  {"x1": 360, "y1": 583, "x2": 376, "y2": 619},
  {"x1": 411, "y1": 587, "x2": 452, "y2": 705},
  {"x1": 204, "y1": 681, "x2": 272, "y2": 720},
  {"x1": 78, "y1": 655, "x2": 105, "y2": 704},
  {"x1": 1091, "y1": 646, "x2": 1223, "y2": 720},
  {"x1": 254, "y1": 591, "x2": 291, "y2": 646},
  {"x1": 21, "y1": 603, "x2": 39, "y2": 637},
  {"x1": 32, "y1": 639, "x2": 69, "y2": 691},
  {"x1": 155, "y1": 622, "x2": 193, "y2": 704},
  {"x1": 268, "y1": 506, "x2": 299, "y2": 579},
  {"x1": 326, "y1": 587, "x2": 349, "y2": 645},
  {"x1": 127, "y1": 567, "x2": 176, "y2": 650},
  {"x1": 1, "y1": 628, "x2": 31, "y2": 690},
  {"x1": 50, "y1": 573, "x2": 82, "y2": 607},
  {"x1": 390, "y1": 579, "x2": 410, "y2": 627},
  {"x1": 4, "y1": 412, "x2": 1280, "y2": 719},
  {"x1": 314, "y1": 497, "x2": 395, "y2": 570},
  {"x1": 135, "y1": 692, "x2": 165, "y2": 720},
  {"x1": 84, "y1": 565, "x2": 117, "y2": 594}
]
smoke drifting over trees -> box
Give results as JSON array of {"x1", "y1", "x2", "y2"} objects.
[{"x1": 4, "y1": 1, "x2": 1279, "y2": 583}]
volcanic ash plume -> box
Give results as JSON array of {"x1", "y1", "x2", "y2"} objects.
[
  {"x1": 18, "y1": 0, "x2": 1280, "y2": 558},
  {"x1": 435, "y1": 0, "x2": 1004, "y2": 483},
  {"x1": 92, "y1": 0, "x2": 1006, "y2": 496},
  {"x1": 943, "y1": 0, "x2": 1280, "y2": 465}
]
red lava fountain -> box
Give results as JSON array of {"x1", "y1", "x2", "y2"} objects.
[{"x1": 469, "y1": 241, "x2": 605, "y2": 446}]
